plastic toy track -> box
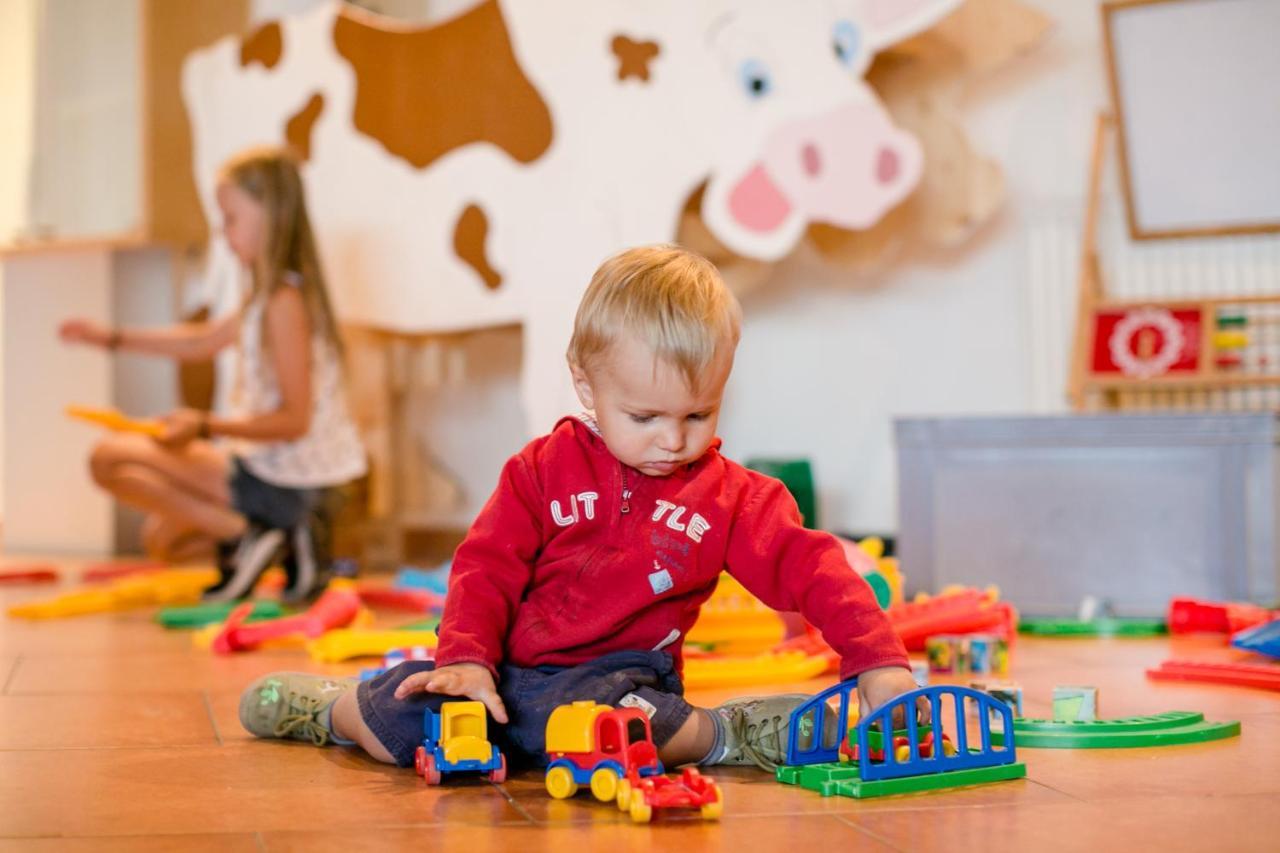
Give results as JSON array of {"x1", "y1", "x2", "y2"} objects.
[
  {"x1": 1147, "y1": 659, "x2": 1280, "y2": 692},
  {"x1": 1018, "y1": 617, "x2": 1166, "y2": 637},
  {"x1": 777, "y1": 761, "x2": 1026, "y2": 799},
  {"x1": 991, "y1": 711, "x2": 1240, "y2": 748}
]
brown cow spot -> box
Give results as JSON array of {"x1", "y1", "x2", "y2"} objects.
[
  {"x1": 285, "y1": 93, "x2": 325, "y2": 162},
  {"x1": 332, "y1": 1, "x2": 552, "y2": 171},
  {"x1": 240, "y1": 21, "x2": 282, "y2": 70},
  {"x1": 611, "y1": 34, "x2": 660, "y2": 83},
  {"x1": 454, "y1": 204, "x2": 502, "y2": 290}
]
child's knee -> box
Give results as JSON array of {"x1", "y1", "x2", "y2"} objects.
[{"x1": 88, "y1": 439, "x2": 121, "y2": 486}]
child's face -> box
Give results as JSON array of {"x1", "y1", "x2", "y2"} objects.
[
  {"x1": 571, "y1": 332, "x2": 734, "y2": 476},
  {"x1": 216, "y1": 182, "x2": 266, "y2": 267}
]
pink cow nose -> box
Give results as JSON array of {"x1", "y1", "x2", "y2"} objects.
[
  {"x1": 876, "y1": 147, "x2": 900, "y2": 184},
  {"x1": 801, "y1": 142, "x2": 822, "y2": 177}
]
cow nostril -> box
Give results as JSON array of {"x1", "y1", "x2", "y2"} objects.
[
  {"x1": 876, "y1": 147, "x2": 900, "y2": 184},
  {"x1": 801, "y1": 143, "x2": 822, "y2": 177}
]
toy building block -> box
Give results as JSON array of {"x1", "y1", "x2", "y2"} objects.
[
  {"x1": 210, "y1": 580, "x2": 361, "y2": 653},
  {"x1": 615, "y1": 766, "x2": 722, "y2": 823},
  {"x1": 8, "y1": 568, "x2": 219, "y2": 619},
  {"x1": 307, "y1": 627, "x2": 439, "y2": 663},
  {"x1": 0, "y1": 565, "x2": 59, "y2": 584},
  {"x1": 360, "y1": 645, "x2": 436, "y2": 680},
  {"x1": 65, "y1": 405, "x2": 164, "y2": 437},
  {"x1": 1167, "y1": 597, "x2": 1275, "y2": 636},
  {"x1": 1147, "y1": 659, "x2": 1280, "y2": 692},
  {"x1": 991, "y1": 711, "x2": 1240, "y2": 749},
  {"x1": 155, "y1": 600, "x2": 285, "y2": 629},
  {"x1": 543, "y1": 701, "x2": 663, "y2": 802},
  {"x1": 778, "y1": 681, "x2": 1025, "y2": 799},
  {"x1": 888, "y1": 588, "x2": 1018, "y2": 652},
  {"x1": 682, "y1": 650, "x2": 828, "y2": 689},
  {"x1": 911, "y1": 662, "x2": 930, "y2": 687},
  {"x1": 1018, "y1": 616, "x2": 1166, "y2": 637},
  {"x1": 414, "y1": 701, "x2": 506, "y2": 784},
  {"x1": 81, "y1": 560, "x2": 167, "y2": 582},
  {"x1": 1052, "y1": 686, "x2": 1098, "y2": 722},
  {"x1": 1229, "y1": 619, "x2": 1280, "y2": 660},
  {"x1": 354, "y1": 582, "x2": 445, "y2": 613}
]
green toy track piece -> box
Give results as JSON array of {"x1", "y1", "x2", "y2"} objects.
[
  {"x1": 155, "y1": 600, "x2": 286, "y2": 629},
  {"x1": 990, "y1": 711, "x2": 1240, "y2": 749},
  {"x1": 396, "y1": 617, "x2": 441, "y2": 631},
  {"x1": 777, "y1": 760, "x2": 1026, "y2": 799},
  {"x1": 1018, "y1": 616, "x2": 1167, "y2": 637}
]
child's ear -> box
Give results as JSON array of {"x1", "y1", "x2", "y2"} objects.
[{"x1": 568, "y1": 360, "x2": 596, "y2": 410}]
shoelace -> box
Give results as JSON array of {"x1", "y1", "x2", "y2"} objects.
[
  {"x1": 729, "y1": 710, "x2": 788, "y2": 771},
  {"x1": 273, "y1": 693, "x2": 332, "y2": 746}
]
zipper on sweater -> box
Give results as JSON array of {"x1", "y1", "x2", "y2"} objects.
[{"x1": 620, "y1": 466, "x2": 631, "y2": 514}]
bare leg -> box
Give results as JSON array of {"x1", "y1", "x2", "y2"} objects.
[
  {"x1": 330, "y1": 689, "x2": 396, "y2": 763},
  {"x1": 90, "y1": 433, "x2": 246, "y2": 542},
  {"x1": 141, "y1": 514, "x2": 217, "y2": 562},
  {"x1": 659, "y1": 707, "x2": 717, "y2": 767}
]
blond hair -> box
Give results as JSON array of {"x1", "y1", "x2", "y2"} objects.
[
  {"x1": 218, "y1": 146, "x2": 344, "y2": 356},
  {"x1": 568, "y1": 245, "x2": 741, "y2": 390}
]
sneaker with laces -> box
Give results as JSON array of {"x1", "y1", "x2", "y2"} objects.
[
  {"x1": 203, "y1": 523, "x2": 286, "y2": 602},
  {"x1": 711, "y1": 693, "x2": 831, "y2": 771},
  {"x1": 239, "y1": 671, "x2": 356, "y2": 746}
]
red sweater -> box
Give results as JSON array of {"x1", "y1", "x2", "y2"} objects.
[{"x1": 435, "y1": 416, "x2": 908, "y2": 681}]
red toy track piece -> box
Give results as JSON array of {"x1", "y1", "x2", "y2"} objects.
[
  {"x1": 210, "y1": 583, "x2": 361, "y2": 653},
  {"x1": 1147, "y1": 659, "x2": 1280, "y2": 692},
  {"x1": 0, "y1": 565, "x2": 59, "y2": 584},
  {"x1": 887, "y1": 589, "x2": 1018, "y2": 651},
  {"x1": 1167, "y1": 597, "x2": 1275, "y2": 636},
  {"x1": 81, "y1": 561, "x2": 166, "y2": 583},
  {"x1": 355, "y1": 583, "x2": 445, "y2": 613}
]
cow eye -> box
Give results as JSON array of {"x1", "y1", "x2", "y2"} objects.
[
  {"x1": 737, "y1": 58, "x2": 772, "y2": 99},
  {"x1": 832, "y1": 19, "x2": 860, "y2": 68}
]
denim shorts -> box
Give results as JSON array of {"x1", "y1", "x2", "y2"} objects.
[
  {"x1": 228, "y1": 457, "x2": 319, "y2": 530},
  {"x1": 356, "y1": 650, "x2": 695, "y2": 768}
]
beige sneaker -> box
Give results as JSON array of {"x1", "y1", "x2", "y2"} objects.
[
  {"x1": 239, "y1": 672, "x2": 355, "y2": 745},
  {"x1": 711, "y1": 693, "x2": 813, "y2": 771}
]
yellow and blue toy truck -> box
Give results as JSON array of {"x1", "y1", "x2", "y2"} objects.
[{"x1": 414, "y1": 700, "x2": 507, "y2": 784}]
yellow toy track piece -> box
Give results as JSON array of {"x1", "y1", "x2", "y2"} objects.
[
  {"x1": 306, "y1": 627, "x2": 438, "y2": 662},
  {"x1": 8, "y1": 568, "x2": 218, "y2": 619},
  {"x1": 683, "y1": 650, "x2": 828, "y2": 689},
  {"x1": 66, "y1": 405, "x2": 165, "y2": 437}
]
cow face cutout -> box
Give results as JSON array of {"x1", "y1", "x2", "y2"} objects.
[{"x1": 696, "y1": 0, "x2": 955, "y2": 261}]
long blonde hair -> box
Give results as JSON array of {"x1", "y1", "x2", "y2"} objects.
[{"x1": 218, "y1": 146, "x2": 344, "y2": 356}]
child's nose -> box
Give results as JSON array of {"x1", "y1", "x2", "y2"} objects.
[{"x1": 658, "y1": 425, "x2": 686, "y2": 453}]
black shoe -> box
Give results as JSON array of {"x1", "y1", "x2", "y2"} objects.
[
  {"x1": 202, "y1": 524, "x2": 286, "y2": 602},
  {"x1": 280, "y1": 517, "x2": 331, "y2": 604}
]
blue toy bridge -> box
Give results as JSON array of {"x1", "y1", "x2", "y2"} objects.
[{"x1": 784, "y1": 681, "x2": 1018, "y2": 781}]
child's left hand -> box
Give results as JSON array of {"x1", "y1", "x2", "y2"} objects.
[
  {"x1": 155, "y1": 408, "x2": 204, "y2": 449},
  {"x1": 857, "y1": 665, "x2": 929, "y2": 728}
]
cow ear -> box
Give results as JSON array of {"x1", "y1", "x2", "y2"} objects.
[{"x1": 863, "y1": 0, "x2": 961, "y2": 51}]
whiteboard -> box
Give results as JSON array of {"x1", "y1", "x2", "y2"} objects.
[{"x1": 1103, "y1": 0, "x2": 1280, "y2": 238}]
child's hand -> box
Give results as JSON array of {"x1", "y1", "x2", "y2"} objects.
[
  {"x1": 857, "y1": 665, "x2": 929, "y2": 728},
  {"x1": 155, "y1": 408, "x2": 204, "y2": 449},
  {"x1": 394, "y1": 662, "x2": 509, "y2": 724},
  {"x1": 59, "y1": 319, "x2": 111, "y2": 347}
]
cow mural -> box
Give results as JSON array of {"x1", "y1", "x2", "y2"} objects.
[{"x1": 184, "y1": 0, "x2": 961, "y2": 431}]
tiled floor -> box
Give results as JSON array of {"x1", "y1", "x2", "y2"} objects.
[{"x1": 1, "y1": 561, "x2": 1277, "y2": 851}]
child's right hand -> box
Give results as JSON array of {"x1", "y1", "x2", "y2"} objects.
[
  {"x1": 58, "y1": 318, "x2": 109, "y2": 347},
  {"x1": 394, "y1": 662, "x2": 509, "y2": 724}
]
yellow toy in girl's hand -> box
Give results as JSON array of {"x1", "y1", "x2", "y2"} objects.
[{"x1": 65, "y1": 405, "x2": 164, "y2": 437}]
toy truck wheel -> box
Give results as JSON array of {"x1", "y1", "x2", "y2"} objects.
[
  {"x1": 414, "y1": 746, "x2": 428, "y2": 777},
  {"x1": 422, "y1": 752, "x2": 442, "y2": 786},
  {"x1": 629, "y1": 796, "x2": 653, "y2": 824},
  {"x1": 545, "y1": 766, "x2": 579, "y2": 799},
  {"x1": 700, "y1": 786, "x2": 723, "y2": 820},
  {"x1": 590, "y1": 768, "x2": 620, "y2": 802},
  {"x1": 616, "y1": 778, "x2": 632, "y2": 811},
  {"x1": 488, "y1": 753, "x2": 507, "y2": 784}
]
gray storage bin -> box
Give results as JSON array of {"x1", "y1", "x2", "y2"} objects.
[{"x1": 895, "y1": 414, "x2": 1278, "y2": 616}]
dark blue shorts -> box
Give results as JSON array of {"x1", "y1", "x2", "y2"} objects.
[
  {"x1": 228, "y1": 457, "x2": 320, "y2": 530},
  {"x1": 356, "y1": 650, "x2": 695, "y2": 768}
]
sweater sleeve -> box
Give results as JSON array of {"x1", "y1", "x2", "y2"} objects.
[
  {"x1": 433, "y1": 450, "x2": 545, "y2": 676},
  {"x1": 724, "y1": 474, "x2": 909, "y2": 680}
]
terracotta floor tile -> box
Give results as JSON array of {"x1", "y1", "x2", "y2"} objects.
[
  {"x1": 0, "y1": 658, "x2": 16, "y2": 695},
  {"x1": 0, "y1": 692, "x2": 217, "y2": 749},
  {"x1": 0, "y1": 834, "x2": 262, "y2": 852},
  {"x1": 847, "y1": 792, "x2": 1280, "y2": 852},
  {"x1": 0, "y1": 743, "x2": 524, "y2": 836},
  {"x1": 261, "y1": 812, "x2": 897, "y2": 852}
]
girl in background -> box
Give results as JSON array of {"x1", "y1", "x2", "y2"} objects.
[{"x1": 60, "y1": 146, "x2": 366, "y2": 602}]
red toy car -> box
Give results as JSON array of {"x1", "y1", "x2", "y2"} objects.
[{"x1": 615, "y1": 766, "x2": 722, "y2": 823}]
